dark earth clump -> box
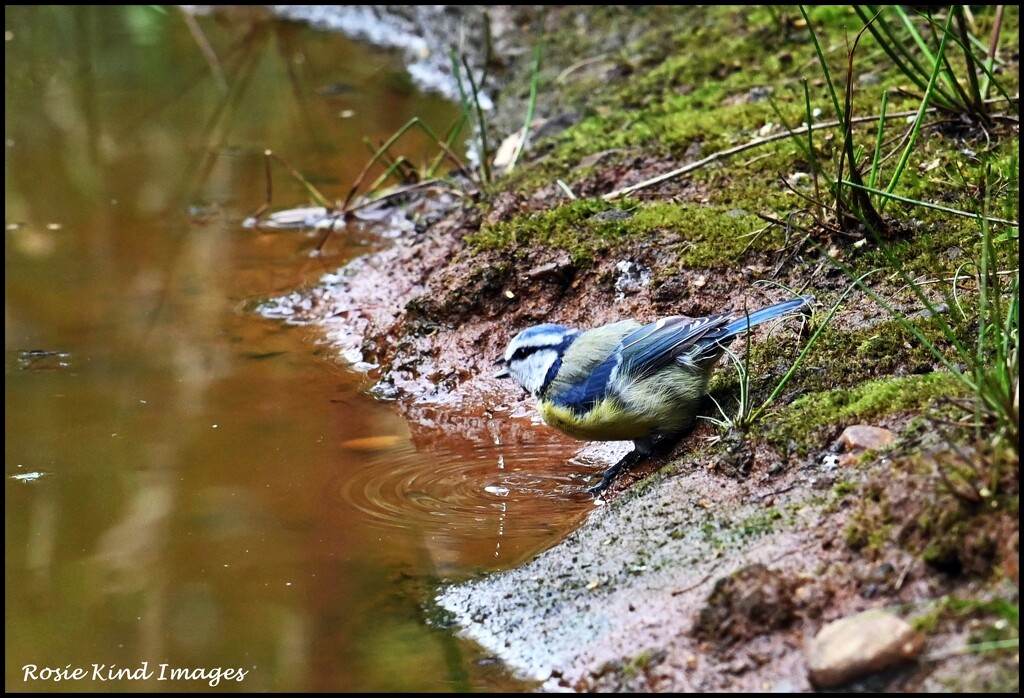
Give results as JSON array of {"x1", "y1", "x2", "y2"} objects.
[{"x1": 692, "y1": 563, "x2": 804, "y2": 647}]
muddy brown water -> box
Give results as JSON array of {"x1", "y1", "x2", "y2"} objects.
[{"x1": 5, "y1": 7, "x2": 593, "y2": 691}]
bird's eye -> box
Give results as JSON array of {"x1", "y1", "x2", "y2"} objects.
[{"x1": 510, "y1": 346, "x2": 532, "y2": 362}]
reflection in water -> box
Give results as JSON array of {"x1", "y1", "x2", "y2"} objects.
[
  {"x1": 332, "y1": 417, "x2": 597, "y2": 574},
  {"x1": 4, "y1": 6, "x2": 590, "y2": 693}
]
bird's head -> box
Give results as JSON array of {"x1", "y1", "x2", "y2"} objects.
[{"x1": 494, "y1": 323, "x2": 579, "y2": 396}]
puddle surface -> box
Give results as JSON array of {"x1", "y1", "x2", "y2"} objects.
[{"x1": 4, "y1": 7, "x2": 592, "y2": 691}]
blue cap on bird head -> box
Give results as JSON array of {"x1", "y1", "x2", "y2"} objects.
[{"x1": 504, "y1": 324, "x2": 577, "y2": 359}]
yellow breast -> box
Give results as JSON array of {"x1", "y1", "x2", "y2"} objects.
[{"x1": 538, "y1": 400, "x2": 658, "y2": 441}]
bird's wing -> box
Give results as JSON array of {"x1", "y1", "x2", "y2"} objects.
[
  {"x1": 549, "y1": 350, "x2": 621, "y2": 413},
  {"x1": 616, "y1": 314, "x2": 730, "y2": 380},
  {"x1": 547, "y1": 315, "x2": 731, "y2": 413},
  {"x1": 547, "y1": 321, "x2": 639, "y2": 413}
]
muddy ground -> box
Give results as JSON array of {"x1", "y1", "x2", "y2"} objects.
[
  {"x1": 262, "y1": 5, "x2": 1019, "y2": 693},
  {"x1": 272, "y1": 202, "x2": 1017, "y2": 692}
]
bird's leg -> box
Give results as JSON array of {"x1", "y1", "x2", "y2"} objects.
[
  {"x1": 586, "y1": 434, "x2": 678, "y2": 495},
  {"x1": 586, "y1": 449, "x2": 642, "y2": 495}
]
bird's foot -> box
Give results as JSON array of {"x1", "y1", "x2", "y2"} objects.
[
  {"x1": 586, "y1": 434, "x2": 682, "y2": 496},
  {"x1": 586, "y1": 449, "x2": 642, "y2": 496}
]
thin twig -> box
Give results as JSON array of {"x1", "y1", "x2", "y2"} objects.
[
  {"x1": 898, "y1": 267, "x2": 1018, "y2": 293},
  {"x1": 556, "y1": 179, "x2": 578, "y2": 200},
  {"x1": 556, "y1": 54, "x2": 608, "y2": 83},
  {"x1": 248, "y1": 149, "x2": 275, "y2": 224},
  {"x1": 753, "y1": 483, "x2": 799, "y2": 502},
  {"x1": 670, "y1": 565, "x2": 721, "y2": 597},
  {"x1": 603, "y1": 97, "x2": 1010, "y2": 201},
  {"x1": 345, "y1": 178, "x2": 449, "y2": 213},
  {"x1": 894, "y1": 559, "x2": 914, "y2": 590},
  {"x1": 179, "y1": 9, "x2": 228, "y2": 94}
]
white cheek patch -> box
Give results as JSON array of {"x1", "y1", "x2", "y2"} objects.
[{"x1": 511, "y1": 349, "x2": 559, "y2": 395}]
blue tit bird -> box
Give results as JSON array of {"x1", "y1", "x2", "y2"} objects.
[{"x1": 495, "y1": 295, "x2": 813, "y2": 494}]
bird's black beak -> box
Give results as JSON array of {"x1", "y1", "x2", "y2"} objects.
[{"x1": 493, "y1": 356, "x2": 510, "y2": 379}]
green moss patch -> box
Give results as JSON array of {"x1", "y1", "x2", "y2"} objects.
[
  {"x1": 764, "y1": 372, "x2": 965, "y2": 451},
  {"x1": 468, "y1": 198, "x2": 784, "y2": 267}
]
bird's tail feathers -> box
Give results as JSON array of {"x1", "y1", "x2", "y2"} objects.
[{"x1": 718, "y1": 295, "x2": 812, "y2": 341}]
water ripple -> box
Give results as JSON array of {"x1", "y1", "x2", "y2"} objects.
[{"x1": 331, "y1": 439, "x2": 598, "y2": 538}]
